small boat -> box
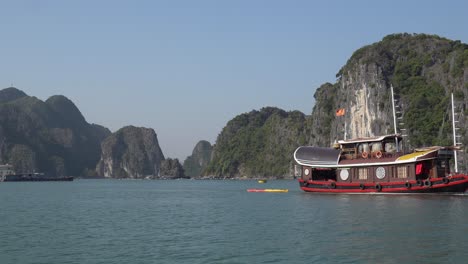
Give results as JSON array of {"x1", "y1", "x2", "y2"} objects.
[
  {"x1": 247, "y1": 189, "x2": 288, "y2": 193},
  {"x1": 257, "y1": 179, "x2": 267, "y2": 183}
]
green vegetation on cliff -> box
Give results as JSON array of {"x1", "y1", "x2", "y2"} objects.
[{"x1": 204, "y1": 107, "x2": 310, "y2": 178}]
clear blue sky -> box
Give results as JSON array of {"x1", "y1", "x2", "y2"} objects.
[{"x1": 1, "y1": 0, "x2": 467, "y2": 160}]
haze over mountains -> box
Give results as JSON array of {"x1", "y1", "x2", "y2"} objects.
[{"x1": 1, "y1": 33, "x2": 467, "y2": 178}]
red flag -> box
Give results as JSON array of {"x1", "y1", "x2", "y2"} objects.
[{"x1": 335, "y1": 108, "x2": 345, "y2": 116}]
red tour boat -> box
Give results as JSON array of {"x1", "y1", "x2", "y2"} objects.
[
  {"x1": 294, "y1": 89, "x2": 468, "y2": 194},
  {"x1": 294, "y1": 134, "x2": 468, "y2": 193}
]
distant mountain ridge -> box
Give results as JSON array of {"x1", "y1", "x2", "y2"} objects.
[
  {"x1": 0, "y1": 87, "x2": 27, "y2": 103},
  {"x1": 0, "y1": 87, "x2": 185, "y2": 179},
  {"x1": 0, "y1": 87, "x2": 111, "y2": 176}
]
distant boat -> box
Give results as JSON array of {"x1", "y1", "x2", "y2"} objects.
[
  {"x1": 257, "y1": 179, "x2": 267, "y2": 183},
  {"x1": 0, "y1": 165, "x2": 73, "y2": 182},
  {"x1": 247, "y1": 189, "x2": 288, "y2": 193},
  {"x1": 1, "y1": 173, "x2": 74, "y2": 182}
]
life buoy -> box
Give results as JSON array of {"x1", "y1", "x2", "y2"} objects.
[
  {"x1": 362, "y1": 151, "x2": 369, "y2": 159},
  {"x1": 375, "y1": 183, "x2": 382, "y2": 192},
  {"x1": 416, "y1": 180, "x2": 423, "y2": 187},
  {"x1": 424, "y1": 179, "x2": 432, "y2": 187},
  {"x1": 359, "y1": 183, "x2": 365, "y2": 190},
  {"x1": 330, "y1": 182, "x2": 336, "y2": 189},
  {"x1": 443, "y1": 177, "x2": 450, "y2": 184},
  {"x1": 405, "y1": 181, "x2": 411, "y2": 189},
  {"x1": 375, "y1": 151, "x2": 383, "y2": 159}
]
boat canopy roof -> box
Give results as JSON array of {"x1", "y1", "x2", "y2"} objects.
[
  {"x1": 294, "y1": 146, "x2": 341, "y2": 167},
  {"x1": 337, "y1": 134, "x2": 402, "y2": 145}
]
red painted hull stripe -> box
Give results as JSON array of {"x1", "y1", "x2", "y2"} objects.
[{"x1": 299, "y1": 175, "x2": 468, "y2": 193}]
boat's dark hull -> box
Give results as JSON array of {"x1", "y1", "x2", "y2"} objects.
[{"x1": 299, "y1": 175, "x2": 468, "y2": 193}]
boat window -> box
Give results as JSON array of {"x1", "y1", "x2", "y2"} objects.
[
  {"x1": 358, "y1": 143, "x2": 370, "y2": 153},
  {"x1": 371, "y1": 143, "x2": 382, "y2": 152},
  {"x1": 397, "y1": 166, "x2": 408, "y2": 178},
  {"x1": 385, "y1": 142, "x2": 396, "y2": 153},
  {"x1": 358, "y1": 168, "x2": 368, "y2": 180}
]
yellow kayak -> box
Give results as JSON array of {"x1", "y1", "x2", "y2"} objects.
[{"x1": 247, "y1": 189, "x2": 288, "y2": 193}]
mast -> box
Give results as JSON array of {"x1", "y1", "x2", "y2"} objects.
[
  {"x1": 391, "y1": 85, "x2": 399, "y2": 152},
  {"x1": 451, "y1": 93, "x2": 458, "y2": 173},
  {"x1": 344, "y1": 122, "x2": 347, "y2": 140}
]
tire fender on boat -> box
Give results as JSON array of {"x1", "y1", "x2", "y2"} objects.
[
  {"x1": 359, "y1": 183, "x2": 365, "y2": 190},
  {"x1": 416, "y1": 180, "x2": 423, "y2": 187},
  {"x1": 443, "y1": 177, "x2": 450, "y2": 184},
  {"x1": 424, "y1": 179, "x2": 432, "y2": 187},
  {"x1": 330, "y1": 182, "x2": 336, "y2": 189},
  {"x1": 362, "y1": 151, "x2": 368, "y2": 159},
  {"x1": 405, "y1": 181, "x2": 411, "y2": 189},
  {"x1": 375, "y1": 183, "x2": 382, "y2": 192},
  {"x1": 375, "y1": 151, "x2": 383, "y2": 159}
]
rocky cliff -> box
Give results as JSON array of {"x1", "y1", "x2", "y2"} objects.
[
  {"x1": 0, "y1": 87, "x2": 111, "y2": 176},
  {"x1": 183, "y1": 140, "x2": 213, "y2": 178},
  {"x1": 95, "y1": 126, "x2": 165, "y2": 178},
  {"x1": 160, "y1": 158, "x2": 186, "y2": 179},
  {"x1": 309, "y1": 33, "x2": 468, "y2": 172}
]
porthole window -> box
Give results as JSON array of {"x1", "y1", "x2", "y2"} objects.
[
  {"x1": 376, "y1": 167, "x2": 386, "y2": 179},
  {"x1": 340, "y1": 169, "x2": 349, "y2": 181}
]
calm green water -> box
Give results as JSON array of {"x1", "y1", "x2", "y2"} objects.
[{"x1": 1, "y1": 179, "x2": 467, "y2": 264}]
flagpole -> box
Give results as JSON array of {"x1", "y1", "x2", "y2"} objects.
[{"x1": 336, "y1": 108, "x2": 346, "y2": 140}]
